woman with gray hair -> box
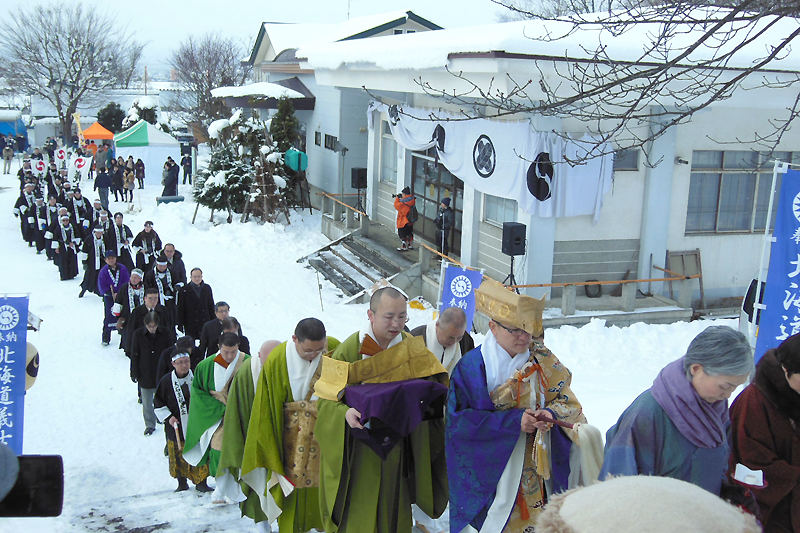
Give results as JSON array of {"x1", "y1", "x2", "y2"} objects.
[{"x1": 599, "y1": 326, "x2": 753, "y2": 496}]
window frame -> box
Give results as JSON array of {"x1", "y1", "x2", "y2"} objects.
[
  {"x1": 483, "y1": 194, "x2": 518, "y2": 228},
  {"x1": 685, "y1": 150, "x2": 792, "y2": 234}
]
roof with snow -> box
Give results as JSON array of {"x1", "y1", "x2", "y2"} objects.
[
  {"x1": 0, "y1": 109, "x2": 22, "y2": 121},
  {"x1": 211, "y1": 82, "x2": 304, "y2": 99},
  {"x1": 298, "y1": 7, "x2": 800, "y2": 73},
  {"x1": 243, "y1": 10, "x2": 442, "y2": 66}
]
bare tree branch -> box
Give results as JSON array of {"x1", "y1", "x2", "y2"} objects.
[
  {"x1": 0, "y1": 2, "x2": 144, "y2": 142},
  {"x1": 394, "y1": 1, "x2": 800, "y2": 165},
  {"x1": 168, "y1": 34, "x2": 251, "y2": 128}
]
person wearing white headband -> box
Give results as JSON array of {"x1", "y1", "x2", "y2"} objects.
[{"x1": 154, "y1": 349, "x2": 212, "y2": 493}]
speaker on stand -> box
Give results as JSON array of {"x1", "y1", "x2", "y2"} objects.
[
  {"x1": 501, "y1": 222, "x2": 526, "y2": 294},
  {"x1": 351, "y1": 168, "x2": 367, "y2": 215}
]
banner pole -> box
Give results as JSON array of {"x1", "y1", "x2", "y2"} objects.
[{"x1": 752, "y1": 160, "x2": 788, "y2": 348}]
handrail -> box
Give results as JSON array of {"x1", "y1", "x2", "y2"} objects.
[
  {"x1": 507, "y1": 273, "x2": 701, "y2": 289},
  {"x1": 418, "y1": 243, "x2": 486, "y2": 275},
  {"x1": 316, "y1": 193, "x2": 361, "y2": 197},
  {"x1": 318, "y1": 191, "x2": 367, "y2": 217}
]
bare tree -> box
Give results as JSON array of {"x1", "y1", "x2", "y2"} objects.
[
  {"x1": 413, "y1": 0, "x2": 800, "y2": 165},
  {"x1": 0, "y1": 2, "x2": 144, "y2": 143},
  {"x1": 169, "y1": 34, "x2": 251, "y2": 128}
]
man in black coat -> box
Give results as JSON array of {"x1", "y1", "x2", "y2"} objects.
[
  {"x1": 195, "y1": 303, "x2": 248, "y2": 367},
  {"x1": 162, "y1": 243, "x2": 187, "y2": 287},
  {"x1": 176, "y1": 268, "x2": 214, "y2": 340},
  {"x1": 126, "y1": 288, "x2": 173, "y2": 356},
  {"x1": 130, "y1": 312, "x2": 176, "y2": 436}
]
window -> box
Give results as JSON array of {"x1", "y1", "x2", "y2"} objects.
[
  {"x1": 380, "y1": 122, "x2": 397, "y2": 184},
  {"x1": 394, "y1": 29, "x2": 403, "y2": 35},
  {"x1": 314, "y1": 131, "x2": 321, "y2": 146},
  {"x1": 685, "y1": 150, "x2": 796, "y2": 233},
  {"x1": 614, "y1": 149, "x2": 639, "y2": 171},
  {"x1": 484, "y1": 195, "x2": 517, "y2": 226},
  {"x1": 324, "y1": 134, "x2": 338, "y2": 151}
]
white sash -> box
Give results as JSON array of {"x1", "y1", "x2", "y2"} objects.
[
  {"x1": 172, "y1": 370, "x2": 194, "y2": 440},
  {"x1": 424, "y1": 319, "x2": 461, "y2": 374}
]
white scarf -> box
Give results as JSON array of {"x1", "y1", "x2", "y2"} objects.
[
  {"x1": 46, "y1": 205, "x2": 57, "y2": 225},
  {"x1": 359, "y1": 320, "x2": 404, "y2": 360},
  {"x1": 93, "y1": 236, "x2": 105, "y2": 270},
  {"x1": 424, "y1": 319, "x2": 462, "y2": 374},
  {"x1": 113, "y1": 223, "x2": 127, "y2": 252},
  {"x1": 154, "y1": 268, "x2": 174, "y2": 304},
  {"x1": 285, "y1": 339, "x2": 322, "y2": 402},
  {"x1": 127, "y1": 283, "x2": 144, "y2": 313},
  {"x1": 60, "y1": 224, "x2": 74, "y2": 250},
  {"x1": 106, "y1": 266, "x2": 121, "y2": 291},
  {"x1": 171, "y1": 369, "x2": 194, "y2": 439},
  {"x1": 482, "y1": 330, "x2": 530, "y2": 394}
]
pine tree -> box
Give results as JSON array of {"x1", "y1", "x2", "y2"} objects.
[
  {"x1": 269, "y1": 97, "x2": 299, "y2": 152},
  {"x1": 97, "y1": 102, "x2": 125, "y2": 133},
  {"x1": 269, "y1": 97, "x2": 302, "y2": 205}
]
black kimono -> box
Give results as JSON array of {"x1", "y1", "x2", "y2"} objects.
[
  {"x1": 80, "y1": 234, "x2": 107, "y2": 296},
  {"x1": 132, "y1": 229, "x2": 162, "y2": 271},
  {"x1": 53, "y1": 222, "x2": 80, "y2": 280},
  {"x1": 104, "y1": 222, "x2": 135, "y2": 272}
]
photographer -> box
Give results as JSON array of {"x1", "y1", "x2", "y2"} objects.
[{"x1": 393, "y1": 186, "x2": 416, "y2": 251}]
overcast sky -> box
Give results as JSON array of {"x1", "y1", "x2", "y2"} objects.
[{"x1": 1, "y1": 0, "x2": 508, "y2": 72}]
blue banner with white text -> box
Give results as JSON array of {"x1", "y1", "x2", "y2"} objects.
[
  {"x1": 0, "y1": 295, "x2": 29, "y2": 454},
  {"x1": 756, "y1": 168, "x2": 800, "y2": 361},
  {"x1": 441, "y1": 266, "x2": 484, "y2": 331}
]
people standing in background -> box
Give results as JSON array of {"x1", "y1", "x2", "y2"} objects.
[
  {"x1": 135, "y1": 158, "x2": 145, "y2": 189},
  {"x1": 434, "y1": 197, "x2": 455, "y2": 258},
  {"x1": 393, "y1": 186, "x2": 416, "y2": 251},
  {"x1": 181, "y1": 153, "x2": 192, "y2": 185}
]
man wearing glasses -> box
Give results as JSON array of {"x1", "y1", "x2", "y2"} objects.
[
  {"x1": 315, "y1": 286, "x2": 449, "y2": 533},
  {"x1": 446, "y1": 279, "x2": 587, "y2": 533}
]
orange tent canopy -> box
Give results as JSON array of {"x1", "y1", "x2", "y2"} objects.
[{"x1": 82, "y1": 122, "x2": 114, "y2": 140}]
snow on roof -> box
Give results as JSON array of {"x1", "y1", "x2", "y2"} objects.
[
  {"x1": 211, "y1": 82, "x2": 304, "y2": 99},
  {"x1": 299, "y1": 8, "x2": 800, "y2": 73},
  {"x1": 262, "y1": 10, "x2": 435, "y2": 58},
  {"x1": 0, "y1": 109, "x2": 22, "y2": 121},
  {"x1": 262, "y1": 23, "x2": 331, "y2": 57},
  {"x1": 33, "y1": 117, "x2": 62, "y2": 125}
]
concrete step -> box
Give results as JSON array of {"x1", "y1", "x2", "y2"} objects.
[{"x1": 308, "y1": 256, "x2": 362, "y2": 297}]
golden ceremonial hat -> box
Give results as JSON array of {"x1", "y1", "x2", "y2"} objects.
[{"x1": 475, "y1": 278, "x2": 546, "y2": 336}]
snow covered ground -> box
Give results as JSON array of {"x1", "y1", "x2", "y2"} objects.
[{"x1": 0, "y1": 157, "x2": 739, "y2": 532}]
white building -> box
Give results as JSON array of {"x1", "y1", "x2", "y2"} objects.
[
  {"x1": 240, "y1": 11, "x2": 442, "y2": 203},
  {"x1": 296, "y1": 11, "x2": 800, "y2": 306}
]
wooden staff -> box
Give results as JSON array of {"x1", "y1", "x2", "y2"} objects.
[
  {"x1": 172, "y1": 419, "x2": 183, "y2": 451},
  {"x1": 531, "y1": 411, "x2": 575, "y2": 430}
]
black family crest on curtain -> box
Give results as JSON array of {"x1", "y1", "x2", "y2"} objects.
[
  {"x1": 388, "y1": 104, "x2": 401, "y2": 126},
  {"x1": 527, "y1": 152, "x2": 554, "y2": 201},
  {"x1": 473, "y1": 134, "x2": 496, "y2": 178}
]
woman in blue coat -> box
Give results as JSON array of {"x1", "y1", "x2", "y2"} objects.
[{"x1": 600, "y1": 326, "x2": 753, "y2": 496}]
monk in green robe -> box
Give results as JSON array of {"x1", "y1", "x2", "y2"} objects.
[
  {"x1": 239, "y1": 318, "x2": 340, "y2": 533},
  {"x1": 315, "y1": 287, "x2": 449, "y2": 533},
  {"x1": 216, "y1": 339, "x2": 281, "y2": 521},
  {"x1": 183, "y1": 331, "x2": 249, "y2": 503}
]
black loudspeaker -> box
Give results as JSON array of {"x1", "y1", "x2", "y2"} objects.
[
  {"x1": 351, "y1": 168, "x2": 367, "y2": 189},
  {"x1": 501, "y1": 222, "x2": 526, "y2": 256}
]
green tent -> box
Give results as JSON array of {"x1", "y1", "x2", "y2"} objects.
[{"x1": 113, "y1": 120, "x2": 181, "y2": 187}]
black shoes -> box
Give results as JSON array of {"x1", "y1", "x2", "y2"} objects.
[
  {"x1": 144, "y1": 427, "x2": 155, "y2": 436},
  {"x1": 195, "y1": 480, "x2": 213, "y2": 493},
  {"x1": 175, "y1": 478, "x2": 189, "y2": 492}
]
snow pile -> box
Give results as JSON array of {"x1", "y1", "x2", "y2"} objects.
[
  {"x1": 137, "y1": 95, "x2": 158, "y2": 109},
  {"x1": 207, "y1": 119, "x2": 230, "y2": 139},
  {"x1": 273, "y1": 175, "x2": 287, "y2": 189},
  {"x1": 210, "y1": 82, "x2": 304, "y2": 100}
]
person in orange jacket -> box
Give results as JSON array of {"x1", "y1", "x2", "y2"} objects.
[{"x1": 393, "y1": 186, "x2": 416, "y2": 251}]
